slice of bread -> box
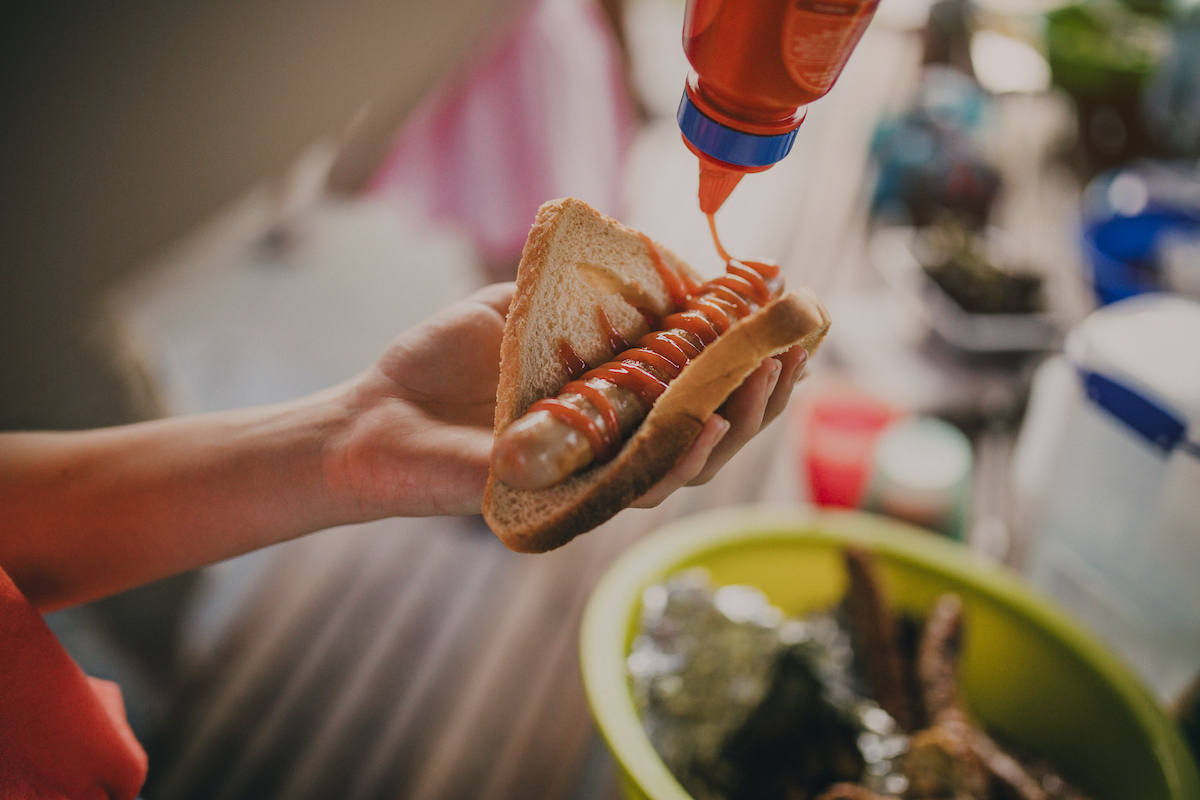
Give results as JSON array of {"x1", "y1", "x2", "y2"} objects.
[{"x1": 483, "y1": 197, "x2": 831, "y2": 552}]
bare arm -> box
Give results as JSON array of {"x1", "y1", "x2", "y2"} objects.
[
  {"x1": 0, "y1": 283, "x2": 806, "y2": 612},
  {"x1": 0, "y1": 392, "x2": 356, "y2": 611},
  {"x1": 0, "y1": 284, "x2": 516, "y2": 611}
]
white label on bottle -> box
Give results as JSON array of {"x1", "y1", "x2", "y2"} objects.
[{"x1": 781, "y1": 0, "x2": 876, "y2": 95}]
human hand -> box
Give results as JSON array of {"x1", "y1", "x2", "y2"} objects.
[
  {"x1": 632, "y1": 345, "x2": 808, "y2": 508},
  {"x1": 329, "y1": 284, "x2": 809, "y2": 519},
  {"x1": 0, "y1": 283, "x2": 808, "y2": 608},
  {"x1": 328, "y1": 283, "x2": 515, "y2": 518}
]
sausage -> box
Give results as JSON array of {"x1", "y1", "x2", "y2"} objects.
[
  {"x1": 843, "y1": 547, "x2": 916, "y2": 732},
  {"x1": 490, "y1": 387, "x2": 641, "y2": 491},
  {"x1": 492, "y1": 258, "x2": 783, "y2": 490},
  {"x1": 917, "y1": 593, "x2": 965, "y2": 724}
]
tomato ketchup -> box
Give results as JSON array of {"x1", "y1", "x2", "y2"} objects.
[{"x1": 678, "y1": 0, "x2": 880, "y2": 213}]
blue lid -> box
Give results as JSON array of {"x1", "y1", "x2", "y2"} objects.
[
  {"x1": 1079, "y1": 368, "x2": 1200, "y2": 457},
  {"x1": 677, "y1": 92, "x2": 799, "y2": 168}
]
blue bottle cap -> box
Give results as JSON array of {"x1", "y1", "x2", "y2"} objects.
[{"x1": 676, "y1": 91, "x2": 799, "y2": 168}]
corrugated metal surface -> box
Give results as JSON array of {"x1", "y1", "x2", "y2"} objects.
[{"x1": 143, "y1": 510, "x2": 669, "y2": 800}]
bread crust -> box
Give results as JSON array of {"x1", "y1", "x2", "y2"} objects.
[{"x1": 483, "y1": 198, "x2": 831, "y2": 552}]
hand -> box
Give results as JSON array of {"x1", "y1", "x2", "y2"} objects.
[
  {"x1": 632, "y1": 345, "x2": 808, "y2": 508},
  {"x1": 0, "y1": 285, "x2": 809, "y2": 609},
  {"x1": 0, "y1": 283, "x2": 517, "y2": 609},
  {"x1": 328, "y1": 283, "x2": 515, "y2": 518},
  {"x1": 329, "y1": 283, "x2": 809, "y2": 518}
]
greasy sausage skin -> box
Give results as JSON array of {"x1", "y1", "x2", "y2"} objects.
[
  {"x1": 493, "y1": 259, "x2": 782, "y2": 490},
  {"x1": 491, "y1": 382, "x2": 645, "y2": 491}
]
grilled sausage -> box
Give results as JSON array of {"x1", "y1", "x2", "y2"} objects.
[{"x1": 492, "y1": 260, "x2": 783, "y2": 490}]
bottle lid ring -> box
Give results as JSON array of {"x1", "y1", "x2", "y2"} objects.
[{"x1": 677, "y1": 92, "x2": 799, "y2": 168}]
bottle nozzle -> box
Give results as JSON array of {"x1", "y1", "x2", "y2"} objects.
[
  {"x1": 679, "y1": 86, "x2": 803, "y2": 213},
  {"x1": 698, "y1": 161, "x2": 745, "y2": 215}
]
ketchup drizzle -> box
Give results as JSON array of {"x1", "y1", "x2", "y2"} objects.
[
  {"x1": 597, "y1": 307, "x2": 630, "y2": 354},
  {"x1": 638, "y1": 232, "x2": 701, "y2": 306},
  {"x1": 706, "y1": 213, "x2": 732, "y2": 263},
  {"x1": 530, "y1": 226, "x2": 778, "y2": 467},
  {"x1": 663, "y1": 310, "x2": 721, "y2": 345},
  {"x1": 529, "y1": 398, "x2": 609, "y2": 460},
  {"x1": 632, "y1": 304, "x2": 662, "y2": 330},
  {"x1": 707, "y1": 282, "x2": 752, "y2": 317},
  {"x1": 558, "y1": 340, "x2": 587, "y2": 380},
  {"x1": 564, "y1": 380, "x2": 622, "y2": 458},
  {"x1": 587, "y1": 361, "x2": 667, "y2": 408}
]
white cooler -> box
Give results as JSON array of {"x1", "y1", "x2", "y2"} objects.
[{"x1": 1014, "y1": 294, "x2": 1200, "y2": 702}]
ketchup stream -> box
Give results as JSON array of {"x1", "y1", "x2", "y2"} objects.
[{"x1": 528, "y1": 223, "x2": 780, "y2": 463}]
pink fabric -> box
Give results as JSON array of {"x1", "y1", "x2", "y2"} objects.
[
  {"x1": 369, "y1": 0, "x2": 636, "y2": 263},
  {"x1": 0, "y1": 566, "x2": 147, "y2": 800}
]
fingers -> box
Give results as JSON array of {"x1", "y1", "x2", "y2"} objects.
[
  {"x1": 372, "y1": 283, "x2": 517, "y2": 408},
  {"x1": 762, "y1": 346, "x2": 808, "y2": 427},
  {"x1": 555, "y1": 347, "x2": 811, "y2": 512},
  {"x1": 631, "y1": 414, "x2": 730, "y2": 508},
  {"x1": 685, "y1": 356, "x2": 780, "y2": 486},
  {"x1": 633, "y1": 347, "x2": 811, "y2": 506},
  {"x1": 469, "y1": 281, "x2": 517, "y2": 319},
  {"x1": 682, "y1": 346, "x2": 809, "y2": 488}
]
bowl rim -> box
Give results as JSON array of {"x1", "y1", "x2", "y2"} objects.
[{"x1": 579, "y1": 505, "x2": 1200, "y2": 800}]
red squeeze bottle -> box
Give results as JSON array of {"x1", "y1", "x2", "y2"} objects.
[{"x1": 678, "y1": 0, "x2": 880, "y2": 213}]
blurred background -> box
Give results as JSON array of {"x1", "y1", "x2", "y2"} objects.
[{"x1": 2, "y1": 0, "x2": 1198, "y2": 796}]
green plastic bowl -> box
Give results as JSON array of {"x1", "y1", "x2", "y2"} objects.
[{"x1": 580, "y1": 507, "x2": 1200, "y2": 800}]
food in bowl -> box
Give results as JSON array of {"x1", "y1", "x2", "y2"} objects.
[
  {"x1": 914, "y1": 221, "x2": 1043, "y2": 316},
  {"x1": 580, "y1": 510, "x2": 1200, "y2": 800},
  {"x1": 629, "y1": 547, "x2": 1093, "y2": 800}
]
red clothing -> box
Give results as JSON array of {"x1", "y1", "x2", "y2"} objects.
[{"x1": 0, "y1": 566, "x2": 147, "y2": 799}]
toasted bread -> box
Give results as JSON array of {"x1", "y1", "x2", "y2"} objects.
[{"x1": 483, "y1": 197, "x2": 830, "y2": 552}]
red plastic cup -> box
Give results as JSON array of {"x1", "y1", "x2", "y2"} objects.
[{"x1": 801, "y1": 390, "x2": 901, "y2": 508}]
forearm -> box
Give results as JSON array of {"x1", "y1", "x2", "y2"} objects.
[{"x1": 0, "y1": 385, "x2": 361, "y2": 611}]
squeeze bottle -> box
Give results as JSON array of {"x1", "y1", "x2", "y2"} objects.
[{"x1": 678, "y1": 0, "x2": 880, "y2": 213}]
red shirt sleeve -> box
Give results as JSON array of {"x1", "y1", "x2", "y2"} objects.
[{"x1": 0, "y1": 566, "x2": 148, "y2": 799}]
